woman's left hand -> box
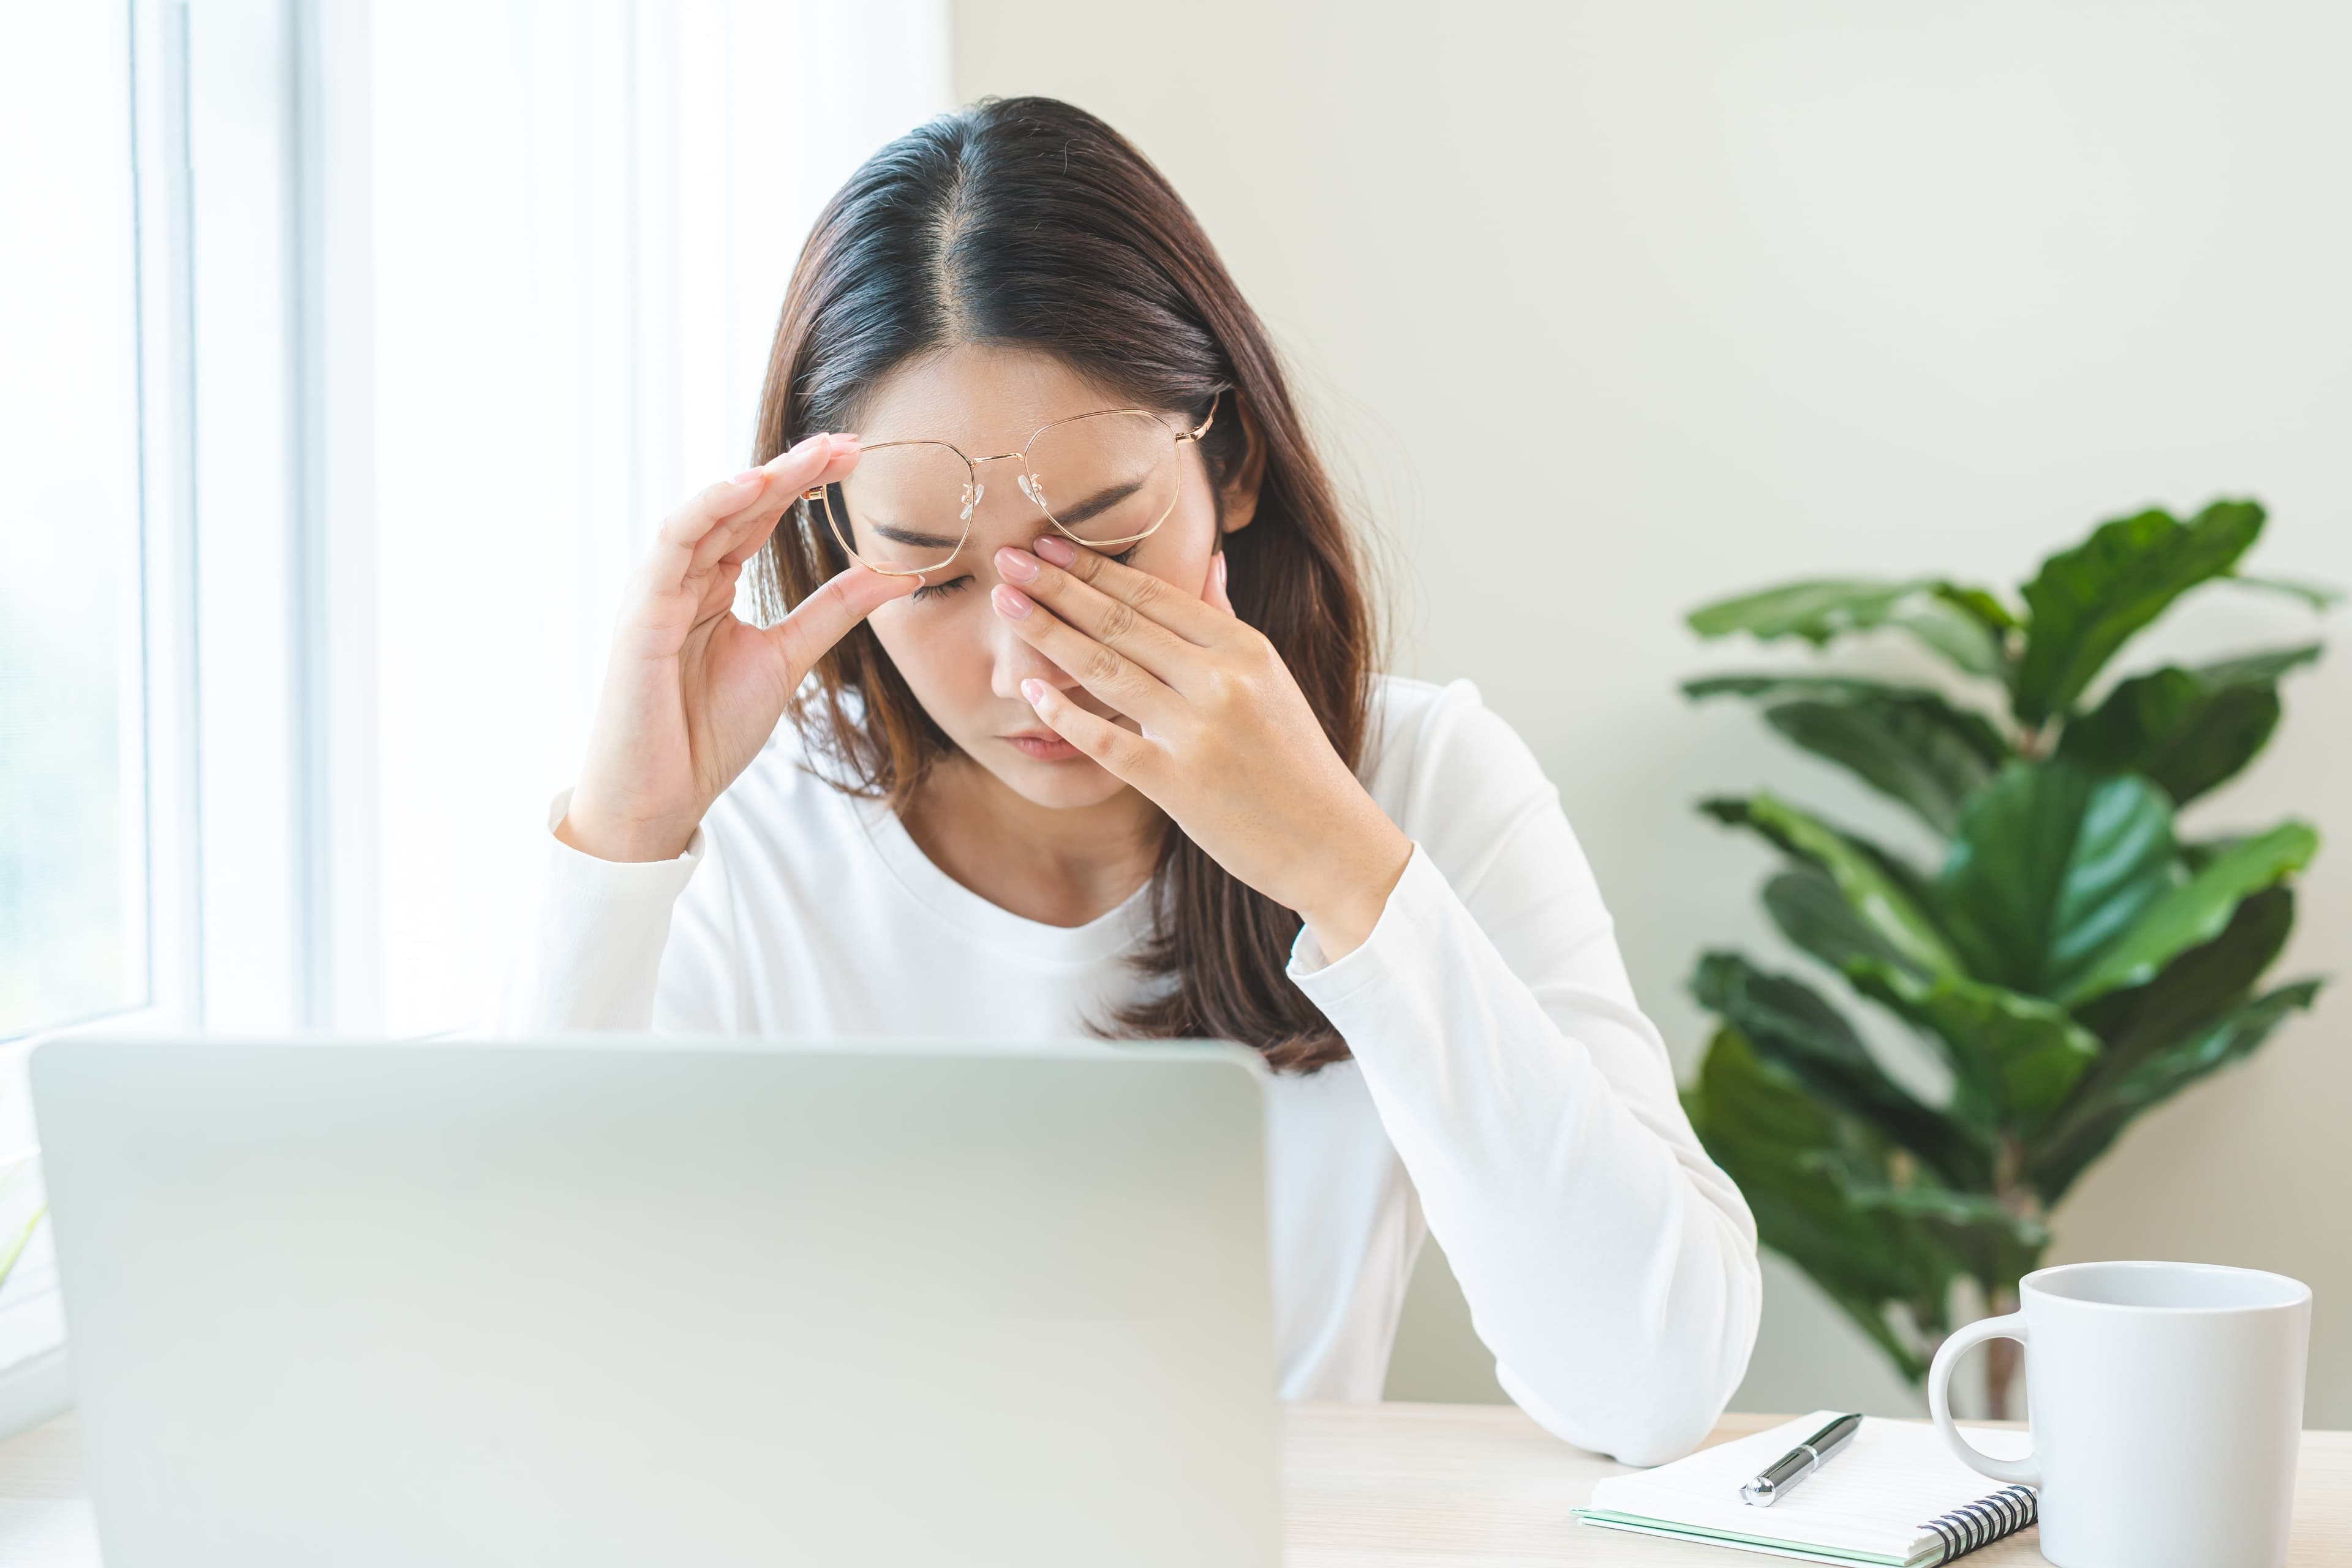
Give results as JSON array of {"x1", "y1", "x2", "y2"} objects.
[{"x1": 990, "y1": 535, "x2": 1412, "y2": 960}]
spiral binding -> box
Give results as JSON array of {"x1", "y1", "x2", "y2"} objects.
[{"x1": 1919, "y1": 1484, "x2": 2038, "y2": 1562}]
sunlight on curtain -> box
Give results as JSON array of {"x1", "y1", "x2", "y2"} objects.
[{"x1": 355, "y1": 1, "x2": 951, "y2": 1035}]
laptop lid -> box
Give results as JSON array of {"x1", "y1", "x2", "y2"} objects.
[{"x1": 32, "y1": 1037, "x2": 1279, "y2": 1568}]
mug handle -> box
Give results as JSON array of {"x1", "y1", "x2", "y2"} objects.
[{"x1": 1926, "y1": 1311, "x2": 2041, "y2": 1487}]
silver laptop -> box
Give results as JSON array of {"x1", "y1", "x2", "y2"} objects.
[{"x1": 31, "y1": 1037, "x2": 1280, "y2": 1567}]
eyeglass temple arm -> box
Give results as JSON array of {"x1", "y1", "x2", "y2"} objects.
[{"x1": 1187, "y1": 389, "x2": 1222, "y2": 442}]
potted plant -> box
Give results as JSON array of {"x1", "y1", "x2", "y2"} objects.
[{"x1": 1679, "y1": 500, "x2": 2333, "y2": 1415}]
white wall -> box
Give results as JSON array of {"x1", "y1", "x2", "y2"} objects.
[{"x1": 952, "y1": 1, "x2": 2352, "y2": 1424}]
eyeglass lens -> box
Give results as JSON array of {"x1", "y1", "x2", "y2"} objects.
[{"x1": 826, "y1": 411, "x2": 1185, "y2": 575}]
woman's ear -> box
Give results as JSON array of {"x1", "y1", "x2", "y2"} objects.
[{"x1": 1216, "y1": 392, "x2": 1267, "y2": 534}]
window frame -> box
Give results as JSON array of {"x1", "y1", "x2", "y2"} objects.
[
  {"x1": 0, "y1": 0, "x2": 198, "y2": 1070},
  {"x1": 1, "y1": 0, "x2": 333, "y2": 1122}
]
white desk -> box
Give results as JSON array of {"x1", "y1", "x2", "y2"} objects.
[{"x1": 4, "y1": 1403, "x2": 2349, "y2": 1564}]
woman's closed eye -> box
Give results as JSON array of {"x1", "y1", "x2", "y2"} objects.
[
  {"x1": 911, "y1": 575, "x2": 973, "y2": 603},
  {"x1": 910, "y1": 546, "x2": 1138, "y2": 603}
]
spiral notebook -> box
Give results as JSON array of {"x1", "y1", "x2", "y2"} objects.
[{"x1": 1575, "y1": 1411, "x2": 2037, "y2": 1566}]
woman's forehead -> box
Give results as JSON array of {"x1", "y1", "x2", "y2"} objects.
[{"x1": 853, "y1": 345, "x2": 1136, "y2": 450}]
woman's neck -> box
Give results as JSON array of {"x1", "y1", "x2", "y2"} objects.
[{"x1": 899, "y1": 753, "x2": 1167, "y2": 929}]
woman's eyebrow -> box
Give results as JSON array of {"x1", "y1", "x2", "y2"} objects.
[
  {"x1": 870, "y1": 522, "x2": 967, "y2": 549},
  {"x1": 1042, "y1": 477, "x2": 1144, "y2": 527}
]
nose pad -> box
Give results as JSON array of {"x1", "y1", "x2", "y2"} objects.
[
  {"x1": 960, "y1": 480, "x2": 983, "y2": 522},
  {"x1": 1016, "y1": 471, "x2": 1048, "y2": 511}
]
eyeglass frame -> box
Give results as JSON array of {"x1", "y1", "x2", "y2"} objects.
[{"x1": 798, "y1": 390, "x2": 1222, "y2": 582}]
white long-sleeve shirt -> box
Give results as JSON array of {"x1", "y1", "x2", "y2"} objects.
[{"x1": 499, "y1": 674, "x2": 1760, "y2": 1465}]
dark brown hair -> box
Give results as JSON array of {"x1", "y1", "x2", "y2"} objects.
[{"x1": 749, "y1": 97, "x2": 1374, "y2": 1072}]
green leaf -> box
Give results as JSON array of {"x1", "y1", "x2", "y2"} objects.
[
  {"x1": 0, "y1": 1205, "x2": 39, "y2": 1296},
  {"x1": 0, "y1": 1156, "x2": 40, "y2": 1296},
  {"x1": 2058, "y1": 821, "x2": 2320, "y2": 1005},
  {"x1": 1936, "y1": 762, "x2": 2178, "y2": 997},
  {"x1": 1763, "y1": 866, "x2": 1921, "y2": 978},
  {"x1": 2226, "y1": 573, "x2": 2346, "y2": 611},
  {"x1": 2046, "y1": 886, "x2": 2296, "y2": 1205},
  {"x1": 1683, "y1": 676, "x2": 2002, "y2": 763},
  {"x1": 1801, "y1": 1148, "x2": 2051, "y2": 1287},
  {"x1": 2073, "y1": 884, "x2": 2293, "y2": 1066},
  {"x1": 1688, "y1": 676, "x2": 2011, "y2": 831},
  {"x1": 2025, "y1": 981, "x2": 2323, "y2": 1200},
  {"x1": 1806, "y1": 1161, "x2": 2051, "y2": 1306},
  {"x1": 1702, "y1": 794, "x2": 1962, "y2": 977},
  {"x1": 1692, "y1": 951, "x2": 1985, "y2": 1186},
  {"x1": 1845, "y1": 960, "x2": 2103, "y2": 1136},
  {"x1": 2193, "y1": 644, "x2": 2329, "y2": 687},
  {"x1": 1763, "y1": 699, "x2": 2002, "y2": 834},
  {"x1": 1806, "y1": 1152, "x2": 2048, "y2": 1250},
  {"x1": 1684, "y1": 1027, "x2": 1961, "y2": 1376},
  {"x1": 2011, "y1": 500, "x2": 2267, "y2": 725},
  {"x1": 1686, "y1": 579, "x2": 2010, "y2": 679},
  {"x1": 1689, "y1": 579, "x2": 1932, "y2": 644},
  {"x1": 1935, "y1": 584, "x2": 2021, "y2": 634},
  {"x1": 1887, "y1": 595, "x2": 2008, "y2": 680},
  {"x1": 2090, "y1": 974, "x2": 2318, "y2": 1102},
  {"x1": 2179, "y1": 833, "x2": 2251, "y2": 872},
  {"x1": 2059, "y1": 644, "x2": 2318, "y2": 805},
  {"x1": 1684, "y1": 674, "x2": 1978, "y2": 720}
]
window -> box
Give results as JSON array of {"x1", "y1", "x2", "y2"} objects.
[
  {"x1": 0, "y1": 0, "x2": 203, "y2": 1169},
  {"x1": 1, "y1": 0, "x2": 949, "y2": 1087},
  {"x1": 0, "y1": 4, "x2": 151, "y2": 1042}
]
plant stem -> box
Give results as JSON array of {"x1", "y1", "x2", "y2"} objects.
[
  {"x1": 1982, "y1": 1142, "x2": 2043, "y2": 1420},
  {"x1": 1983, "y1": 1283, "x2": 2022, "y2": 1419}
]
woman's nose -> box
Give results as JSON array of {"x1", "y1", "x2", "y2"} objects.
[{"x1": 989, "y1": 609, "x2": 1073, "y2": 702}]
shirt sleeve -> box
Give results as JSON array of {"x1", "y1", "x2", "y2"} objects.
[
  {"x1": 1287, "y1": 683, "x2": 1762, "y2": 1466},
  {"x1": 494, "y1": 788, "x2": 738, "y2": 1036}
]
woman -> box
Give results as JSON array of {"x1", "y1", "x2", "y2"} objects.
[{"x1": 503, "y1": 97, "x2": 1758, "y2": 1466}]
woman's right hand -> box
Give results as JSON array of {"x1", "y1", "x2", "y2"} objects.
[{"x1": 559, "y1": 432, "x2": 917, "y2": 862}]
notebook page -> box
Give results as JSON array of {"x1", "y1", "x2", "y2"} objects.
[{"x1": 1586, "y1": 1412, "x2": 2033, "y2": 1558}]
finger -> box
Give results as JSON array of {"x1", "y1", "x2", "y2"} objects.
[
  {"x1": 993, "y1": 545, "x2": 1202, "y2": 688},
  {"x1": 650, "y1": 433, "x2": 840, "y2": 590},
  {"x1": 1030, "y1": 533, "x2": 1236, "y2": 646},
  {"x1": 693, "y1": 435, "x2": 862, "y2": 575},
  {"x1": 764, "y1": 562, "x2": 920, "y2": 680},
  {"x1": 1020, "y1": 677, "x2": 1156, "y2": 783},
  {"x1": 645, "y1": 432, "x2": 854, "y2": 592},
  {"x1": 1204, "y1": 549, "x2": 1235, "y2": 617},
  {"x1": 990, "y1": 583, "x2": 1180, "y2": 725}
]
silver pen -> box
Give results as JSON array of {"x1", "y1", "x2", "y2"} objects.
[{"x1": 1740, "y1": 1413, "x2": 1863, "y2": 1507}]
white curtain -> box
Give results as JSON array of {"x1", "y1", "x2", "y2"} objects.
[{"x1": 333, "y1": 1, "x2": 951, "y2": 1035}]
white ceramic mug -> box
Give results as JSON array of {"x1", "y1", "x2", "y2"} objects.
[{"x1": 1928, "y1": 1261, "x2": 2310, "y2": 1568}]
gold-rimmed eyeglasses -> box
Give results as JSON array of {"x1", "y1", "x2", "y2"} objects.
[{"x1": 800, "y1": 391, "x2": 1221, "y2": 580}]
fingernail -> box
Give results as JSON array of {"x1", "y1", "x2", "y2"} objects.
[
  {"x1": 1033, "y1": 535, "x2": 1077, "y2": 567},
  {"x1": 992, "y1": 584, "x2": 1034, "y2": 619},
  {"x1": 1215, "y1": 552, "x2": 1229, "y2": 590},
  {"x1": 995, "y1": 546, "x2": 1039, "y2": 584},
  {"x1": 729, "y1": 468, "x2": 763, "y2": 486},
  {"x1": 1021, "y1": 679, "x2": 1050, "y2": 706}
]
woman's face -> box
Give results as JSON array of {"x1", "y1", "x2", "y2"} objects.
[{"x1": 848, "y1": 345, "x2": 1255, "y2": 811}]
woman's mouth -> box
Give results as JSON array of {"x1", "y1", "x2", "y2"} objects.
[{"x1": 1005, "y1": 731, "x2": 1082, "y2": 761}]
